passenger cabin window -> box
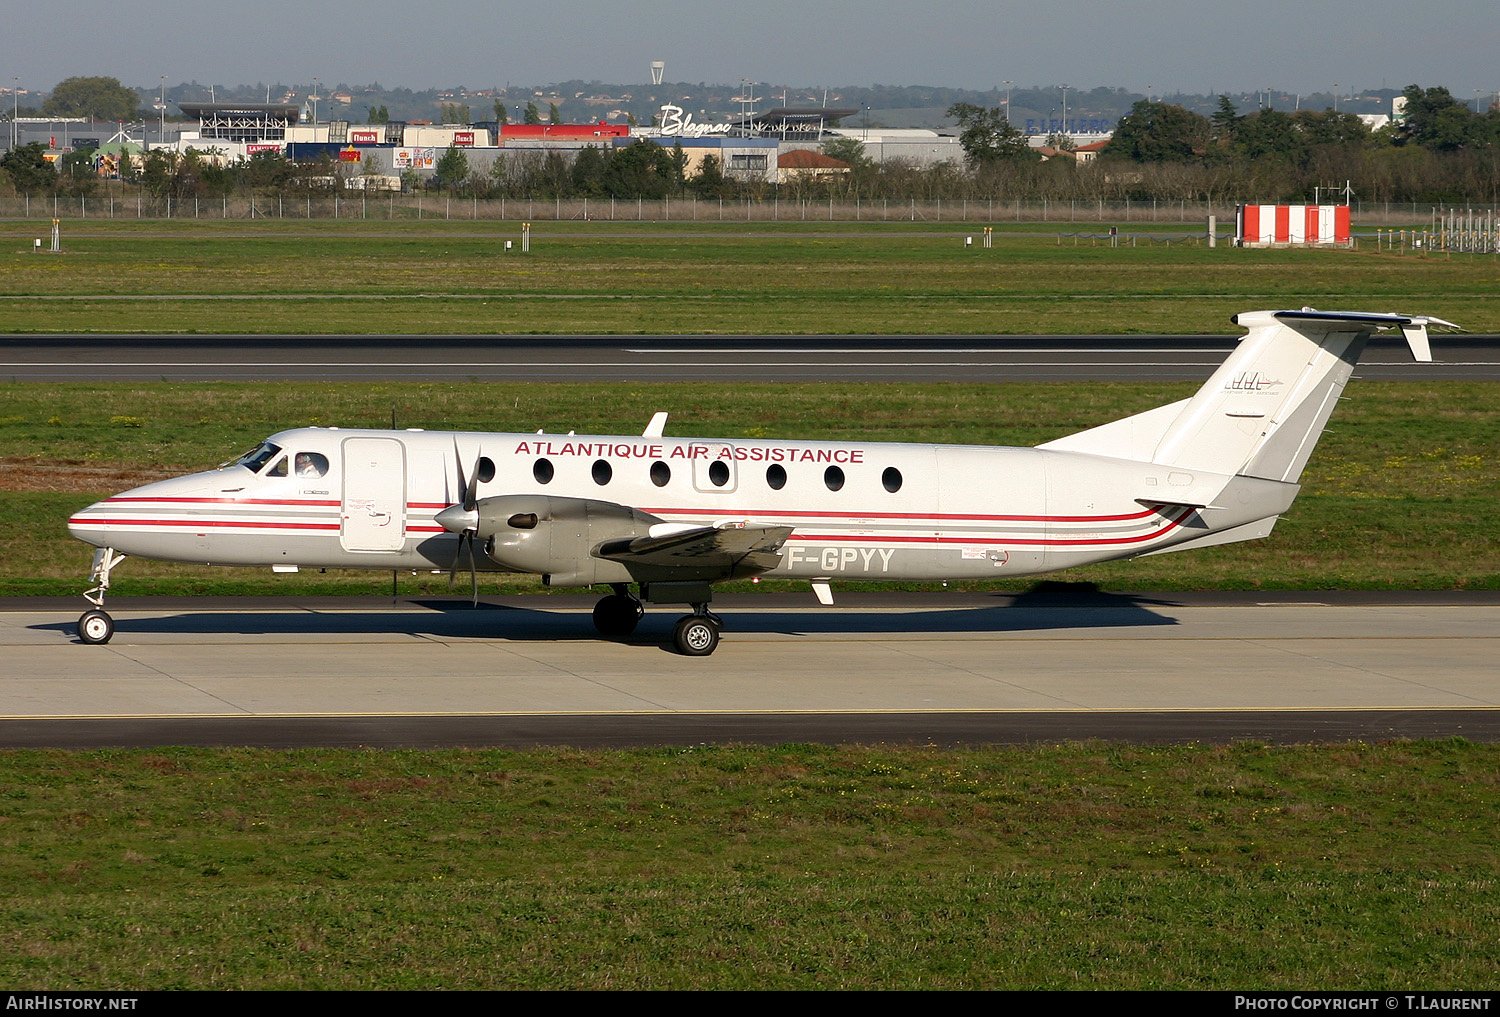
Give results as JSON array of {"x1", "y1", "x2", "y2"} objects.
[
  {"x1": 766, "y1": 464, "x2": 787, "y2": 490},
  {"x1": 824, "y1": 465, "x2": 845, "y2": 492},
  {"x1": 651, "y1": 461, "x2": 671, "y2": 487},
  {"x1": 708, "y1": 460, "x2": 730, "y2": 488},
  {"x1": 295, "y1": 452, "x2": 329, "y2": 478},
  {"x1": 533, "y1": 458, "x2": 554, "y2": 484},
  {"x1": 592, "y1": 459, "x2": 612, "y2": 485},
  {"x1": 883, "y1": 467, "x2": 903, "y2": 493}
]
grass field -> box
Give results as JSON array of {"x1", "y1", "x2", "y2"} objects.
[
  {"x1": 2, "y1": 741, "x2": 1498, "y2": 989},
  {"x1": 2, "y1": 220, "x2": 1496, "y2": 335}
]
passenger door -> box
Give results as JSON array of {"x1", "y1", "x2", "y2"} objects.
[{"x1": 340, "y1": 437, "x2": 407, "y2": 552}]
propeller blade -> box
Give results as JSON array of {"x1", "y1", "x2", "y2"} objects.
[
  {"x1": 452, "y1": 438, "x2": 469, "y2": 507},
  {"x1": 444, "y1": 439, "x2": 494, "y2": 603},
  {"x1": 467, "y1": 530, "x2": 479, "y2": 605},
  {"x1": 447, "y1": 531, "x2": 466, "y2": 591},
  {"x1": 464, "y1": 451, "x2": 495, "y2": 511}
]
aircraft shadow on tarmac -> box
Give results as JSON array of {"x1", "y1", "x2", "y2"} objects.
[{"x1": 39, "y1": 585, "x2": 1180, "y2": 645}]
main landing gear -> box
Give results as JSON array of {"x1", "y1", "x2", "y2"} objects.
[
  {"x1": 77, "y1": 547, "x2": 126, "y2": 645},
  {"x1": 591, "y1": 584, "x2": 723, "y2": 656},
  {"x1": 592, "y1": 585, "x2": 645, "y2": 638},
  {"x1": 671, "y1": 609, "x2": 721, "y2": 657}
]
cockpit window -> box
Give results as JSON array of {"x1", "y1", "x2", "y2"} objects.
[
  {"x1": 294, "y1": 452, "x2": 329, "y2": 478},
  {"x1": 231, "y1": 442, "x2": 283, "y2": 473},
  {"x1": 266, "y1": 456, "x2": 289, "y2": 478}
]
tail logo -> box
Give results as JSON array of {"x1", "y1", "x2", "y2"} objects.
[{"x1": 1225, "y1": 371, "x2": 1281, "y2": 392}]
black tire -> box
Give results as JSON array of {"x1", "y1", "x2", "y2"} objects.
[
  {"x1": 78, "y1": 609, "x2": 114, "y2": 645},
  {"x1": 593, "y1": 594, "x2": 642, "y2": 638},
  {"x1": 672, "y1": 615, "x2": 719, "y2": 656}
]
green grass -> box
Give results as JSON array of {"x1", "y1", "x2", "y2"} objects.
[
  {"x1": 4, "y1": 379, "x2": 1497, "y2": 595},
  {"x1": 1, "y1": 741, "x2": 1497, "y2": 989},
  {"x1": 2, "y1": 219, "x2": 1496, "y2": 334}
]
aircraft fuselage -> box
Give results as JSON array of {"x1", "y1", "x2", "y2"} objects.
[{"x1": 68, "y1": 425, "x2": 1269, "y2": 584}]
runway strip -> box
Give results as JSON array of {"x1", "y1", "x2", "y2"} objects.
[
  {"x1": 3, "y1": 594, "x2": 1497, "y2": 747},
  {"x1": 3, "y1": 334, "x2": 1495, "y2": 381}
]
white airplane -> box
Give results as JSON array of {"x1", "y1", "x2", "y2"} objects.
[{"x1": 67, "y1": 309, "x2": 1451, "y2": 655}]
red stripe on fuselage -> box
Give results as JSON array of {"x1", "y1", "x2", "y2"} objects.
[
  {"x1": 637, "y1": 506, "x2": 1159, "y2": 523},
  {"x1": 105, "y1": 496, "x2": 341, "y2": 507},
  {"x1": 69, "y1": 517, "x2": 340, "y2": 531},
  {"x1": 787, "y1": 507, "x2": 1194, "y2": 547}
]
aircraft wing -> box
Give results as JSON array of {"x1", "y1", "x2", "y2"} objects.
[{"x1": 593, "y1": 522, "x2": 794, "y2": 581}]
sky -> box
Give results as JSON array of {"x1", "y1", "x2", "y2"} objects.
[{"x1": 4, "y1": 0, "x2": 1495, "y2": 100}]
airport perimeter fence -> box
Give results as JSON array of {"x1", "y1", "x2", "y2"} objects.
[{"x1": 4, "y1": 191, "x2": 1497, "y2": 227}]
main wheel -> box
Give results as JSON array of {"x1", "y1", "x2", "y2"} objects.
[
  {"x1": 672, "y1": 615, "x2": 719, "y2": 656},
  {"x1": 593, "y1": 594, "x2": 642, "y2": 638},
  {"x1": 78, "y1": 609, "x2": 115, "y2": 645}
]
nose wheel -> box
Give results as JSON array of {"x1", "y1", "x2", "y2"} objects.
[
  {"x1": 77, "y1": 547, "x2": 126, "y2": 645},
  {"x1": 78, "y1": 608, "x2": 115, "y2": 645}
]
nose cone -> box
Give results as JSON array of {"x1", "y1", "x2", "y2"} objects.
[
  {"x1": 67, "y1": 469, "x2": 241, "y2": 551},
  {"x1": 435, "y1": 504, "x2": 478, "y2": 534},
  {"x1": 67, "y1": 495, "x2": 115, "y2": 548}
]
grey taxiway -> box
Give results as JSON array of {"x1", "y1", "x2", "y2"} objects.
[
  {"x1": 3, "y1": 592, "x2": 1497, "y2": 748},
  {"x1": 3, "y1": 332, "x2": 1498, "y2": 382}
]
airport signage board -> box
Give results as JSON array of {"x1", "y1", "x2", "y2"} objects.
[{"x1": 658, "y1": 104, "x2": 732, "y2": 137}]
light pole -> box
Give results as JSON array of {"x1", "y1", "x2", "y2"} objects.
[
  {"x1": 1003, "y1": 80, "x2": 1013, "y2": 123},
  {"x1": 311, "y1": 77, "x2": 320, "y2": 124},
  {"x1": 1059, "y1": 83, "x2": 1069, "y2": 140},
  {"x1": 10, "y1": 77, "x2": 17, "y2": 149},
  {"x1": 159, "y1": 76, "x2": 166, "y2": 146},
  {"x1": 1332, "y1": 84, "x2": 1339, "y2": 112}
]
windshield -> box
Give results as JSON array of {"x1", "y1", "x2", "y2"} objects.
[{"x1": 225, "y1": 441, "x2": 283, "y2": 473}]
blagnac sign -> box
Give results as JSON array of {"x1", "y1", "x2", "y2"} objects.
[{"x1": 658, "y1": 104, "x2": 732, "y2": 137}]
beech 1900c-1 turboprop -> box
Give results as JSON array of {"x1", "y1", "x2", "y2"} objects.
[{"x1": 68, "y1": 309, "x2": 1453, "y2": 655}]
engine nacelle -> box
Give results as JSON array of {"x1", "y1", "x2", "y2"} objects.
[{"x1": 473, "y1": 494, "x2": 660, "y2": 587}]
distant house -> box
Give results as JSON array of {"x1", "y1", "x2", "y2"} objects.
[
  {"x1": 777, "y1": 148, "x2": 851, "y2": 183},
  {"x1": 1034, "y1": 137, "x2": 1110, "y2": 163},
  {"x1": 1073, "y1": 138, "x2": 1109, "y2": 161}
]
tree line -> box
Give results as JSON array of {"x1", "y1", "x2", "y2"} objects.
[
  {"x1": 1088, "y1": 85, "x2": 1500, "y2": 203},
  {"x1": 6, "y1": 85, "x2": 1497, "y2": 205}
]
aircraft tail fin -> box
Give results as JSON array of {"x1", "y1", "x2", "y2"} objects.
[{"x1": 1043, "y1": 310, "x2": 1455, "y2": 483}]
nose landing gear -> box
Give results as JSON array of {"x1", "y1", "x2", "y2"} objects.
[{"x1": 77, "y1": 547, "x2": 126, "y2": 645}]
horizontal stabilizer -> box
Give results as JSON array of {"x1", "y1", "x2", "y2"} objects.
[
  {"x1": 1136, "y1": 516, "x2": 1281, "y2": 556},
  {"x1": 1250, "y1": 309, "x2": 1460, "y2": 362}
]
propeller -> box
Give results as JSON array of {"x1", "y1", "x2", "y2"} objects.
[{"x1": 436, "y1": 440, "x2": 494, "y2": 604}]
